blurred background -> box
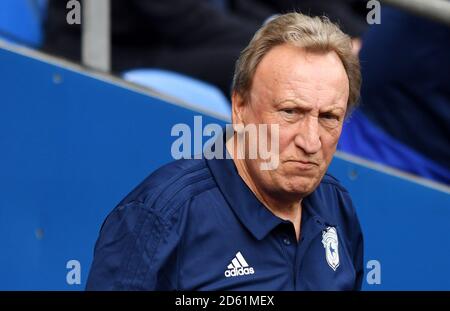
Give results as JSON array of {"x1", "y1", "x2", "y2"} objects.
[{"x1": 0, "y1": 0, "x2": 449, "y2": 290}]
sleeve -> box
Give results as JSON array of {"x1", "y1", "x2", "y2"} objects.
[
  {"x1": 337, "y1": 184, "x2": 365, "y2": 291},
  {"x1": 352, "y1": 215, "x2": 364, "y2": 290},
  {"x1": 85, "y1": 201, "x2": 186, "y2": 290},
  {"x1": 339, "y1": 185, "x2": 365, "y2": 290}
]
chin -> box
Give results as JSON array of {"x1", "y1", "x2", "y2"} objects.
[{"x1": 280, "y1": 176, "x2": 319, "y2": 197}]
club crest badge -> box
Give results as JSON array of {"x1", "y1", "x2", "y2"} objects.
[{"x1": 322, "y1": 226, "x2": 340, "y2": 271}]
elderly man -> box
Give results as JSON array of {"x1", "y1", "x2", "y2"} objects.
[{"x1": 87, "y1": 13, "x2": 363, "y2": 291}]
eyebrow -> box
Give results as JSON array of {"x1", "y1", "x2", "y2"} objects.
[
  {"x1": 275, "y1": 99, "x2": 345, "y2": 113},
  {"x1": 274, "y1": 99, "x2": 312, "y2": 109},
  {"x1": 320, "y1": 106, "x2": 345, "y2": 113}
]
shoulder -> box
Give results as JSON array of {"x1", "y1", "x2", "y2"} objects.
[
  {"x1": 313, "y1": 173, "x2": 363, "y2": 259},
  {"x1": 89, "y1": 158, "x2": 217, "y2": 290},
  {"x1": 312, "y1": 173, "x2": 359, "y2": 228},
  {"x1": 116, "y1": 158, "x2": 216, "y2": 221},
  {"x1": 320, "y1": 173, "x2": 350, "y2": 194}
]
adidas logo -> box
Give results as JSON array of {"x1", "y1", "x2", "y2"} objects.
[{"x1": 224, "y1": 251, "x2": 255, "y2": 278}]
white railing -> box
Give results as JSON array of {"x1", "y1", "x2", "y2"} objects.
[
  {"x1": 82, "y1": 0, "x2": 110, "y2": 72},
  {"x1": 381, "y1": 0, "x2": 450, "y2": 26}
]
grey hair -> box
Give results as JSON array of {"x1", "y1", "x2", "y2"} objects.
[{"x1": 231, "y1": 12, "x2": 361, "y2": 116}]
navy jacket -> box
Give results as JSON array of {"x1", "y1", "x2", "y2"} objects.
[{"x1": 86, "y1": 154, "x2": 364, "y2": 290}]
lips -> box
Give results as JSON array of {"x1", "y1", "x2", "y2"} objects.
[{"x1": 285, "y1": 160, "x2": 318, "y2": 170}]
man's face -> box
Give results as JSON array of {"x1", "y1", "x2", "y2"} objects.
[{"x1": 232, "y1": 44, "x2": 349, "y2": 200}]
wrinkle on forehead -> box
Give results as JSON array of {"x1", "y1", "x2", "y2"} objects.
[{"x1": 250, "y1": 44, "x2": 349, "y2": 112}]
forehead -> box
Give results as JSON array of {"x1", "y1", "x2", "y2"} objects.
[{"x1": 251, "y1": 44, "x2": 349, "y2": 109}]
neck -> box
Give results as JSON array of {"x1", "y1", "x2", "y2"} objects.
[{"x1": 226, "y1": 137, "x2": 303, "y2": 240}]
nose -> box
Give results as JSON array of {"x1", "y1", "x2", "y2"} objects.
[{"x1": 294, "y1": 115, "x2": 322, "y2": 155}]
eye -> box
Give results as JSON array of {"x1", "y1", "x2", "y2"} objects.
[
  {"x1": 280, "y1": 108, "x2": 301, "y2": 118},
  {"x1": 282, "y1": 108, "x2": 296, "y2": 115},
  {"x1": 320, "y1": 112, "x2": 339, "y2": 120},
  {"x1": 319, "y1": 112, "x2": 341, "y2": 128}
]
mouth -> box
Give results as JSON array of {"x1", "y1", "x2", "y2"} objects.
[{"x1": 284, "y1": 160, "x2": 319, "y2": 170}]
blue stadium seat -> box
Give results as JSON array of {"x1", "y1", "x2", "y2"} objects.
[
  {"x1": 0, "y1": 0, "x2": 47, "y2": 47},
  {"x1": 123, "y1": 69, "x2": 231, "y2": 118}
]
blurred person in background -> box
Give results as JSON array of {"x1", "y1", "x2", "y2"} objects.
[
  {"x1": 42, "y1": 0, "x2": 367, "y2": 97},
  {"x1": 338, "y1": 7, "x2": 450, "y2": 185}
]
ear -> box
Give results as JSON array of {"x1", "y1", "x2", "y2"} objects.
[{"x1": 231, "y1": 91, "x2": 246, "y2": 126}]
